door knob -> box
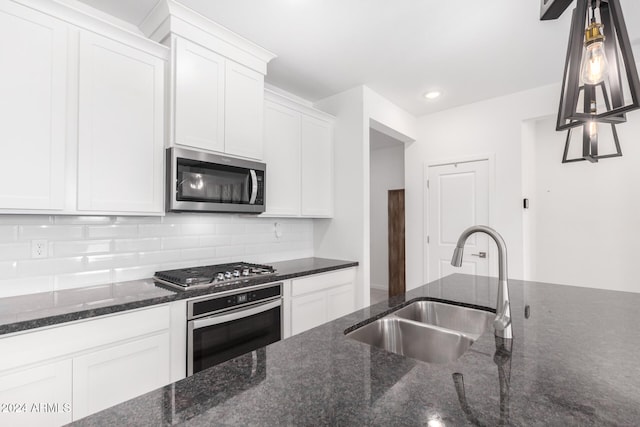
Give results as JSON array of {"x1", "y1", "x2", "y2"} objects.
[{"x1": 471, "y1": 252, "x2": 487, "y2": 258}]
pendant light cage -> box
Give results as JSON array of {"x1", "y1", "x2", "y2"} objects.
[{"x1": 555, "y1": 0, "x2": 640, "y2": 163}]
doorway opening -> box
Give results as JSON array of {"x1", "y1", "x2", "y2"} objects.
[{"x1": 369, "y1": 128, "x2": 405, "y2": 304}]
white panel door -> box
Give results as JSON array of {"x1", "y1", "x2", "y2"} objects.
[
  {"x1": 263, "y1": 101, "x2": 301, "y2": 216},
  {"x1": 174, "y1": 37, "x2": 225, "y2": 152},
  {"x1": 300, "y1": 115, "x2": 333, "y2": 217},
  {"x1": 427, "y1": 160, "x2": 490, "y2": 282},
  {"x1": 0, "y1": 3, "x2": 67, "y2": 210},
  {"x1": 0, "y1": 360, "x2": 73, "y2": 427},
  {"x1": 224, "y1": 60, "x2": 264, "y2": 160},
  {"x1": 77, "y1": 31, "x2": 165, "y2": 213},
  {"x1": 291, "y1": 292, "x2": 327, "y2": 336},
  {"x1": 72, "y1": 332, "x2": 170, "y2": 420}
]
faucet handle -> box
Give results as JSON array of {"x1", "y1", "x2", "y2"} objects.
[{"x1": 493, "y1": 299, "x2": 511, "y2": 331}]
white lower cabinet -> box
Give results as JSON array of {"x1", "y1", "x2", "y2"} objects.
[
  {"x1": 290, "y1": 268, "x2": 356, "y2": 336},
  {"x1": 0, "y1": 360, "x2": 73, "y2": 427},
  {"x1": 72, "y1": 332, "x2": 170, "y2": 419},
  {"x1": 0, "y1": 303, "x2": 181, "y2": 426}
]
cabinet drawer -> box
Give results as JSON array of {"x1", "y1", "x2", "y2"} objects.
[
  {"x1": 0, "y1": 305, "x2": 170, "y2": 372},
  {"x1": 291, "y1": 268, "x2": 356, "y2": 297}
]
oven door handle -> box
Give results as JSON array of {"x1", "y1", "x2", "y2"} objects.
[{"x1": 192, "y1": 299, "x2": 281, "y2": 329}]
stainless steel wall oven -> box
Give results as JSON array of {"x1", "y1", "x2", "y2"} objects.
[{"x1": 187, "y1": 283, "x2": 282, "y2": 376}]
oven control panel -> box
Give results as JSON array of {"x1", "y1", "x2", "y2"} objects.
[{"x1": 190, "y1": 284, "x2": 282, "y2": 319}]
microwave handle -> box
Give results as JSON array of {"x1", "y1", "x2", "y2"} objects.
[
  {"x1": 192, "y1": 299, "x2": 281, "y2": 329},
  {"x1": 249, "y1": 170, "x2": 258, "y2": 204}
]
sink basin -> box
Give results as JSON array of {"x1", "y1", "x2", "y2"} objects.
[
  {"x1": 392, "y1": 301, "x2": 494, "y2": 339},
  {"x1": 346, "y1": 317, "x2": 474, "y2": 364},
  {"x1": 346, "y1": 300, "x2": 494, "y2": 364}
]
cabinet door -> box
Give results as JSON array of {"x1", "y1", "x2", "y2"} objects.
[
  {"x1": 0, "y1": 3, "x2": 67, "y2": 210},
  {"x1": 291, "y1": 292, "x2": 327, "y2": 336},
  {"x1": 174, "y1": 37, "x2": 225, "y2": 152},
  {"x1": 77, "y1": 31, "x2": 164, "y2": 213},
  {"x1": 0, "y1": 360, "x2": 73, "y2": 426},
  {"x1": 327, "y1": 283, "x2": 355, "y2": 321},
  {"x1": 72, "y1": 332, "x2": 170, "y2": 420},
  {"x1": 263, "y1": 102, "x2": 301, "y2": 215},
  {"x1": 225, "y1": 61, "x2": 264, "y2": 159},
  {"x1": 300, "y1": 115, "x2": 333, "y2": 217}
]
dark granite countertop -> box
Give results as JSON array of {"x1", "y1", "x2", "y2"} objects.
[
  {"x1": 0, "y1": 257, "x2": 357, "y2": 336},
  {"x1": 71, "y1": 273, "x2": 640, "y2": 426}
]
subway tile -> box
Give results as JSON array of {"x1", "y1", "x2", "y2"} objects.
[
  {"x1": 0, "y1": 226, "x2": 18, "y2": 242},
  {"x1": 196, "y1": 214, "x2": 235, "y2": 224},
  {"x1": 114, "y1": 216, "x2": 162, "y2": 224},
  {"x1": 215, "y1": 245, "x2": 245, "y2": 258},
  {"x1": 181, "y1": 223, "x2": 217, "y2": 235},
  {"x1": 87, "y1": 224, "x2": 138, "y2": 239},
  {"x1": 245, "y1": 222, "x2": 276, "y2": 234},
  {"x1": 86, "y1": 253, "x2": 139, "y2": 270},
  {"x1": 162, "y1": 236, "x2": 199, "y2": 250},
  {"x1": 0, "y1": 261, "x2": 17, "y2": 279},
  {"x1": 0, "y1": 215, "x2": 53, "y2": 225},
  {"x1": 51, "y1": 240, "x2": 112, "y2": 257},
  {"x1": 139, "y1": 250, "x2": 182, "y2": 265},
  {"x1": 199, "y1": 235, "x2": 231, "y2": 246},
  {"x1": 162, "y1": 213, "x2": 200, "y2": 224},
  {"x1": 113, "y1": 265, "x2": 157, "y2": 283},
  {"x1": 17, "y1": 256, "x2": 84, "y2": 276},
  {"x1": 19, "y1": 225, "x2": 84, "y2": 241},
  {"x1": 54, "y1": 216, "x2": 113, "y2": 225},
  {"x1": 114, "y1": 238, "x2": 161, "y2": 253},
  {"x1": 139, "y1": 223, "x2": 182, "y2": 237},
  {"x1": 54, "y1": 270, "x2": 112, "y2": 291},
  {"x1": 181, "y1": 247, "x2": 217, "y2": 261},
  {"x1": 232, "y1": 233, "x2": 275, "y2": 245},
  {"x1": 216, "y1": 223, "x2": 245, "y2": 235},
  {"x1": 0, "y1": 243, "x2": 31, "y2": 261},
  {"x1": 0, "y1": 276, "x2": 53, "y2": 298}
]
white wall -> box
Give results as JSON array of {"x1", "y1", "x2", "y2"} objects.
[
  {"x1": 369, "y1": 139, "x2": 405, "y2": 290},
  {"x1": 527, "y1": 115, "x2": 640, "y2": 293},
  {"x1": 405, "y1": 83, "x2": 559, "y2": 290},
  {"x1": 315, "y1": 85, "x2": 416, "y2": 308},
  {"x1": 0, "y1": 213, "x2": 314, "y2": 298}
]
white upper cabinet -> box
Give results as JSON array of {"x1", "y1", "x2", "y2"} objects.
[
  {"x1": 141, "y1": 2, "x2": 275, "y2": 161},
  {"x1": 170, "y1": 36, "x2": 266, "y2": 160},
  {"x1": 174, "y1": 37, "x2": 225, "y2": 152},
  {"x1": 264, "y1": 101, "x2": 301, "y2": 216},
  {"x1": 301, "y1": 115, "x2": 333, "y2": 217},
  {"x1": 262, "y1": 91, "x2": 334, "y2": 218},
  {"x1": 0, "y1": 2, "x2": 67, "y2": 210},
  {"x1": 77, "y1": 31, "x2": 165, "y2": 214},
  {"x1": 225, "y1": 60, "x2": 264, "y2": 160}
]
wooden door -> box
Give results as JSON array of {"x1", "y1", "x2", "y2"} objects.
[{"x1": 388, "y1": 189, "x2": 405, "y2": 297}]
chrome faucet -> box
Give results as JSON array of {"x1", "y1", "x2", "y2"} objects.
[{"x1": 451, "y1": 225, "x2": 512, "y2": 339}]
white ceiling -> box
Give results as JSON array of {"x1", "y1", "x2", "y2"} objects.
[{"x1": 78, "y1": 0, "x2": 640, "y2": 117}]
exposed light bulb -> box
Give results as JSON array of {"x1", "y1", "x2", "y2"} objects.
[
  {"x1": 580, "y1": 15, "x2": 608, "y2": 85},
  {"x1": 588, "y1": 120, "x2": 598, "y2": 139},
  {"x1": 581, "y1": 41, "x2": 608, "y2": 84}
]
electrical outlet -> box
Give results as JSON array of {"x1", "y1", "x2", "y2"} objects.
[{"x1": 31, "y1": 240, "x2": 48, "y2": 259}]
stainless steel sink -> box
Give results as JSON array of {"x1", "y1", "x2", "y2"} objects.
[
  {"x1": 346, "y1": 300, "x2": 493, "y2": 364},
  {"x1": 393, "y1": 301, "x2": 493, "y2": 340},
  {"x1": 347, "y1": 317, "x2": 474, "y2": 364}
]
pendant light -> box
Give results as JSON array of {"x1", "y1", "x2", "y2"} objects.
[{"x1": 541, "y1": 0, "x2": 640, "y2": 163}]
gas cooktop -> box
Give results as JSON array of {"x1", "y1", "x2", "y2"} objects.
[{"x1": 153, "y1": 262, "x2": 277, "y2": 290}]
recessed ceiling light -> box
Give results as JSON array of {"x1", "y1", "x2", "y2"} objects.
[{"x1": 424, "y1": 91, "x2": 441, "y2": 100}]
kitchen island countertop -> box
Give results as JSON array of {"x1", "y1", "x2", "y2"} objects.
[{"x1": 70, "y1": 273, "x2": 640, "y2": 426}]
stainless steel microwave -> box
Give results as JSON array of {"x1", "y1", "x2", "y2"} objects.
[{"x1": 167, "y1": 147, "x2": 266, "y2": 213}]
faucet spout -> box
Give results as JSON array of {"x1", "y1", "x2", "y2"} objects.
[{"x1": 450, "y1": 225, "x2": 513, "y2": 339}]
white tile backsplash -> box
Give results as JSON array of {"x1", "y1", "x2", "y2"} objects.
[{"x1": 0, "y1": 214, "x2": 314, "y2": 297}]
